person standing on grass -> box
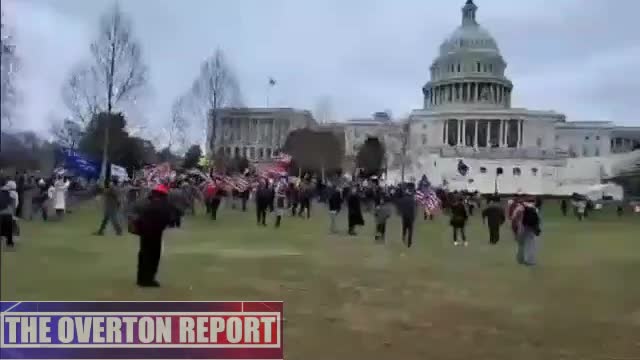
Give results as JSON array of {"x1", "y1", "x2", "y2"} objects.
[
  {"x1": 274, "y1": 177, "x2": 288, "y2": 228},
  {"x1": 374, "y1": 196, "x2": 392, "y2": 243},
  {"x1": 482, "y1": 196, "x2": 505, "y2": 245},
  {"x1": 560, "y1": 198, "x2": 568, "y2": 216},
  {"x1": 255, "y1": 180, "x2": 271, "y2": 227},
  {"x1": 94, "y1": 178, "x2": 123, "y2": 236},
  {"x1": 52, "y1": 176, "x2": 69, "y2": 220},
  {"x1": 30, "y1": 179, "x2": 49, "y2": 221},
  {"x1": 347, "y1": 185, "x2": 364, "y2": 236},
  {"x1": 15, "y1": 171, "x2": 26, "y2": 219},
  {"x1": 511, "y1": 197, "x2": 542, "y2": 266},
  {"x1": 130, "y1": 184, "x2": 174, "y2": 287},
  {"x1": 450, "y1": 196, "x2": 469, "y2": 246},
  {"x1": 0, "y1": 180, "x2": 19, "y2": 249},
  {"x1": 205, "y1": 180, "x2": 222, "y2": 220},
  {"x1": 327, "y1": 184, "x2": 342, "y2": 234},
  {"x1": 397, "y1": 187, "x2": 417, "y2": 248},
  {"x1": 298, "y1": 176, "x2": 313, "y2": 219}
]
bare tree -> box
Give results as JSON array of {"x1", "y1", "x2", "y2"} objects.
[
  {"x1": 314, "y1": 95, "x2": 334, "y2": 124},
  {"x1": 61, "y1": 3, "x2": 148, "y2": 181},
  {"x1": 49, "y1": 114, "x2": 84, "y2": 149},
  {"x1": 167, "y1": 95, "x2": 189, "y2": 153},
  {"x1": 1, "y1": 12, "x2": 20, "y2": 128},
  {"x1": 190, "y1": 49, "x2": 243, "y2": 151}
]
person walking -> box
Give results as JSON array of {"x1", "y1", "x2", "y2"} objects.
[
  {"x1": 327, "y1": 184, "x2": 342, "y2": 233},
  {"x1": 511, "y1": 197, "x2": 542, "y2": 266},
  {"x1": 205, "y1": 180, "x2": 222, "y2": 220},
  {"x1": 274, "y1": 178, "x2": 287, "y2": 228},
  {"x1": 0, "y1": 180, "x2": 19, "y2": 249},
  {"x1": 255, "y1": 180, "x2": 271, "y2": 227},
  {"x1": 450, "y1": 196, "x2": 469, "y2": 246},
  {"x1": 347, "y1": 185, "x2": 364, "y2": 236},
  {"x1": 130, "y1": 184, "x2": 174, "y2": 287},
  {"x1": 30, "y1": 179, "x2": 49, "y2": 221},
  {"x1": 482, "y1": 196, "x2": 505, "y2": 244},
  {"x1": 94, "y1": 178, "x2": 123, "y2": 236},
  {"x1": 397, "y1": 187, "x2": 417, "y2": 248},
  {"x1": 52, "y1": 176, "x2": 69, "y2": 220},
  {"x1": 374, "y1": 196, "x2": 392, "y2": 243}
]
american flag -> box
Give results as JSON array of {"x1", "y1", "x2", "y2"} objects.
[
  {"x1": 416, "y1": 188, "x2": 441, "y2": 214},
  {"x1": 220, "y1": 175, "x2": 250, "y2": 192},
  {"x1": 273, "y1": 153, "x2": 292, "y2": 165}
]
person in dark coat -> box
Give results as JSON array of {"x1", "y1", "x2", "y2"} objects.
[
  {"x1": 482, "y1": 196, "x2": 505, "y2": 244},
  {"x1": 560, "y1": 198, "x2": 568, "y2": 216},
  {"x1": 347, "y1": 186, "x2": 364, "y2": 235},
  {"x1": 449, "y1": 196, "x2": 469, "y2": 246},
  {"x1": 396, "y1": 188, "x2": 417, "y2": 247},
  {"x1": 298, "y1": 179, "x2": 312, "y2": 219},
  {"x1": 15, "y1": 171, "x2": 27, "y2": 218},
  {"x1": 288, "y1": 183, "x2": 299, "y2": 216},
  {"x1": 205, "y1": 180, "x2": 222, "y2": 220},
  {"x1": 131, "y1": 184, "x2": 174, "y2": 287},
  {"x1": 327, "y1": 184, "x2": 342, "y2": 233},
  {"x1": 255, "y1": 180, "x2": 271, "y2": 227}
]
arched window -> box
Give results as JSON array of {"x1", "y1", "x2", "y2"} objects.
[
  {"x1": 480, "y1": 167, "x2": 487, "y2": 174},
  {"x1": 457, "y1": 63, "x2": 461, "y2": 72},
  {"x1": 531, "y1": 168, "x2": 538, "y2": 176},
  {"x1": 476, "y1": 62, "x2": 481, "y2": 72},
  {"x1": 422, "y1": 134, "x2": 427, "y2": 145},
  {"x1": 595, "y1": 147, "x2": 600, "y2": 156},
  {"x1": 496, "y1": 167, "x2": 504, "y2": 175},
  {"x1": 513, "y1": 167, "x2": 521, "y2": 176}
]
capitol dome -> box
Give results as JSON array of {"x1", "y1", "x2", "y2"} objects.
[{"x1": 422, "y1": 0, "x2": 513, "y2": 111}]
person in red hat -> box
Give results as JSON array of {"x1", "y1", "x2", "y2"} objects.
[{"x1": 129, "y1": 183, "x2": 175, "y2": 287}]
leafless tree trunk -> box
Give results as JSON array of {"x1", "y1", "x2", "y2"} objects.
[
  {"x1": 1, "y1": 13, "x2": 19, "y2": 130},
  {"x1": 167, "y1": 95, "x2": 189, "y2": 153},
  {"x1": 61, "y1": 3, "x2": 147, "y2": 181},
  {"x1": 49, "y1": 114, "x2": 84, "y2": 150},
  {"x1": 190, "y1": 49, "x2": 243, "y2": 153}
]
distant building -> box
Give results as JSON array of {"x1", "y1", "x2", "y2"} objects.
[{"x1": 208, "y1": 107, "x2": 317, "y2": 161}]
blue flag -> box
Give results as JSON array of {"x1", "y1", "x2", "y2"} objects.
[{"x1": 58, "y1": 148, "x2": 101, "y2": 179}]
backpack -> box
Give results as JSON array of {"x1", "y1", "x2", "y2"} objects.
[
  {"x1": 521, "y1": 206, "x2": 541, "y2": 235},
  {"x1": 0, "y1": 190, "x2": 12, "y2": 211}
]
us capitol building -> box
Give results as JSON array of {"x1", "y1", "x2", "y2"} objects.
[
  {"x1": 395, "y1": 0, "x2": 639, "y2": 195},
  {"x1": 208, "y1": 0, "x2": 639, "y2": 196}
]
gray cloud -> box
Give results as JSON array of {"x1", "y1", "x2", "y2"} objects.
[{"x1": 5, "y1": 0, "x2": 639, "y2": 138}]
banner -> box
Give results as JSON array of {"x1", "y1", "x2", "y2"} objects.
[
  {"x1": 58, "y1": 148, "x2": 101, "y2": 179},
  {"x1": 1, "y1": 301, "x2": 283, "y2": 360}
]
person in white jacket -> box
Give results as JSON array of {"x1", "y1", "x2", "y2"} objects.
[
  {"x1": 52, "y1": 177, "x2": 70, "y2": 220},
  {"x1": 0, "y1": 180, "x2": 20, "y2": 248}
]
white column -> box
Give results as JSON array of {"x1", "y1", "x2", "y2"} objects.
[
  {"x1": 486, "y1": 120, "x2": 491, "y2": 147},
  {"x1": 461, "y1": 119, "x2": 466, "y2": 146},
  {"x1": 499, "y1": 120, "x2": 504, "y2": 147},
  {"x1": 516, "y1": 119, "x2": 521, "y2": 148},
  {"x1": 474, "y1": 120, "x2": 479, "y2": 148},
  {"x1": 443, "y1": 120, "x2": 448, "y2": 145}
]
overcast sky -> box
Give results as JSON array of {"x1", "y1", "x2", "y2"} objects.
[{"x1": 3, "y1": 0, "x2": 639, "y2": 140}]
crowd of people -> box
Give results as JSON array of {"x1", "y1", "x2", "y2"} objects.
[{"x1": 0, "y1": 167, "x2": 629, "y2": 287}]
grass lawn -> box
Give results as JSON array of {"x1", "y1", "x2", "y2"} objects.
[{"x1": 2, "y1": 201, "x2": 639, "y2": 359}]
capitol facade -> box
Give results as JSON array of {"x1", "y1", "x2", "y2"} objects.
[
  {"x1": 396, "y1": 0, "x2": 639, "y2": 195},
  {"x1": 207, "y1": 0, "x2": 639, "y2": 196}
]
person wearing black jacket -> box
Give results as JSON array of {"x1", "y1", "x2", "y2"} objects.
[
  {"x1": 347, "y1": 186, "x2": 364, "y2": 235},
  {"x1": 450, "y1": 196, "x2": 469, "y2": 246},
  {"x1": 131, "y1": 184, "x2": 174, "y2": 287},
  {"x1": 482, "y1": 197, "x2": 505, "y2": 244},
  {"x1": 255, "y1": 181, "x2": 271, "y2": 227},
  {"x1": 396, "y1": 188, "x2": 417, "y2": 248},
  {"x1": 328, "y1": 185, "x2": 342, "y2": 233}
]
